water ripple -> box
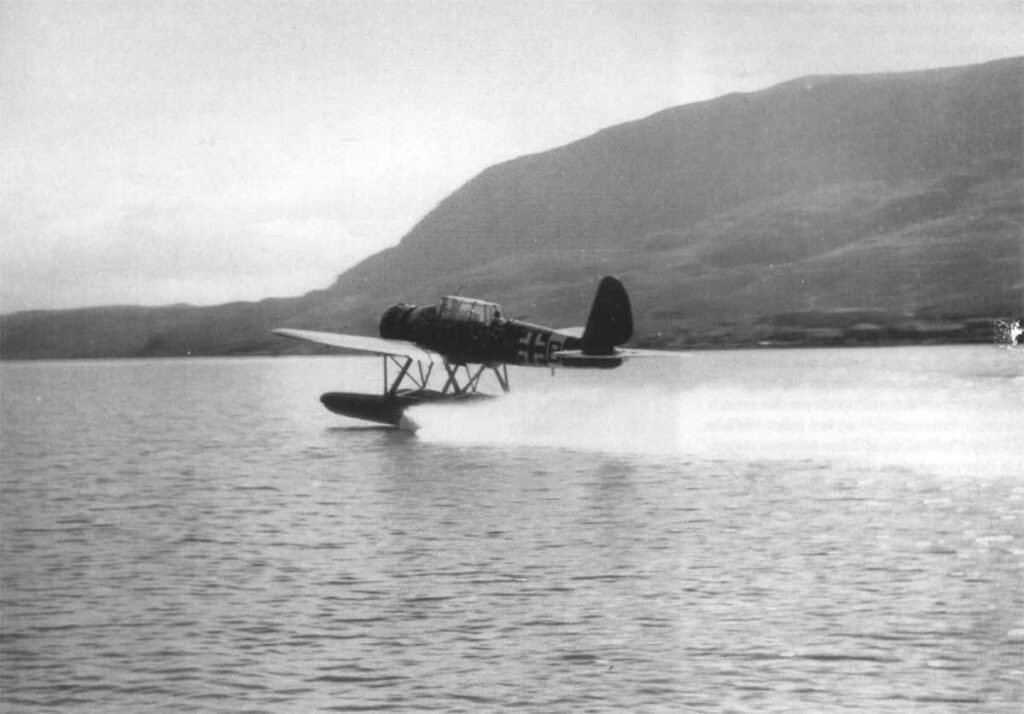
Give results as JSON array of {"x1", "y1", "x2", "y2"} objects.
[{"x1": 2, "y1": 351, "x2": 1022, "y2": 711}]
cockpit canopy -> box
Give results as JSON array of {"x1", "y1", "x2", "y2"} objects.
[{"x1": 437, "y1": 296, "x2": 502, "y2": 324}]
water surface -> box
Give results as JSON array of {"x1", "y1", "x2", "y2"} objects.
[{"x1": 2, "y1": 346, "x2": 1022, "y2": 711}]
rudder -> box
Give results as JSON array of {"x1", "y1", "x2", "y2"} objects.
[{"x1": 581, "y1": 276, "x2": 633, "y2": 355}]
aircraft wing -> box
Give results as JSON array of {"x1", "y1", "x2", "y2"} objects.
[{"x1": 273, "y1": 328, "x2": 443, "y2": 364}]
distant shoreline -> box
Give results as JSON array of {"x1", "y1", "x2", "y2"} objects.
[
  {"x1": 0, "y1": 332, "x2": 1013, "y2": 362},
  {"x1": 636, "y1": 315, "x2": 1014, "y2": 351}
]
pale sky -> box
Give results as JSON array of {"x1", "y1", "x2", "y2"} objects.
[{"x1": 2, "y1": 0, "x2": 1021, "y2": 313}]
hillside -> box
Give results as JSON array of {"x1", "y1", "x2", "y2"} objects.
[{"x1": 2, "y1": 57, "x2": 1021, "y2": 358}]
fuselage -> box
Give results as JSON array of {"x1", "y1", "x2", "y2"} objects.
[{"x1": 379, "y1": 300, "x2": 619, "y2": 368}]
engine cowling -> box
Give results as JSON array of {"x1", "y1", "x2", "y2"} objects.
[
  {"x1": 380, "y1": 303, "x2": 441, "y2": 344},
  {"x1": 379, "y1": 303, "x2": 416, "y2": 340}
]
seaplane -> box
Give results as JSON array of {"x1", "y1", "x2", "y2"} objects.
[{"x1": 273, "y1": 276, "x2": 677, "y2": 427}]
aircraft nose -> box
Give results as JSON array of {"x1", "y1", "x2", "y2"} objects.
[{"x1": 379, "y1": 303, "x2": 411, "y2": 339}]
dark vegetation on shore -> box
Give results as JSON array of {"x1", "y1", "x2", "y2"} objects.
[
  {"x1": 2, "y1": 57, "x2": 1021, "y2": 359},
  {"x1": 636, "y1": 312, "x2": 1003, "y2": 350}
]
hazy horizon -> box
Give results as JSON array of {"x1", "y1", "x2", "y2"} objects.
[{"x1": 3, "y1": 1, "x2": 1022, "y2": 315}]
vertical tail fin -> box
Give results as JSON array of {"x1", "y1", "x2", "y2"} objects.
[{"x1": 581, "y1": 276, "x2": 633, "y2": 355}]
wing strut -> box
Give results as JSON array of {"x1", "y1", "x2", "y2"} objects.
[
  {"x1": 382, "y1": 355, "x2": 511, "y2": 397},
  {"x1": 383, "y1": 355, "x2": 432, "y2": 395},
  {"x1": 494, "y1": 364, "x2": 510, "y2": 393},
  {"x1": 439, "y1": 362, "x2": 511, "y2": 395}
]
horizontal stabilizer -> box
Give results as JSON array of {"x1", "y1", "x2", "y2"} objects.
[
  {"x1": 615, "y1": 347, "x2": 691, "y2": 359},
  {"x1": 555, "y1": 326, "x2": 585, "y2": 338},
  {"x1": 272, "y1": 328, "x2": 442, "y2": 364},
  {"x1": 553, "y1": 348, "x2": 690, "y2": 361}
]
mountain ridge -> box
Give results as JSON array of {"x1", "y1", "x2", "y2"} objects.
[{"x1": 3, "y1": 57, "x2": 1021, "y2": 358}]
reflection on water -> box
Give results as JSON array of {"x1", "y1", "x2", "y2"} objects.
[{"x1": 1, "y1": 347, "x2": 1022, "y2": 711}]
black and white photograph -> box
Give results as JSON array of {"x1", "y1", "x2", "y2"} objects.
[{"x1": 1, "y1": 1, "x2": 1022, "y2": 710}]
